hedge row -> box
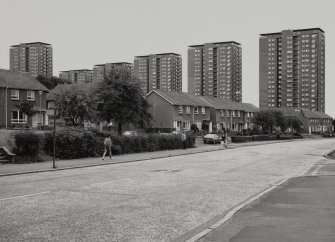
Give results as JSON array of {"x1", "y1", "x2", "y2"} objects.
[
  {"x1": 43, "y1": 127, "x2": 195, "y2": 159},
  {"x1": 231, "y1": 134, "x2": 303, "y2": 143}
]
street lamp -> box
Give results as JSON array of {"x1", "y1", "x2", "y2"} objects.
[{"x1": 38, "y1": 90, "x2": 42, "y2": 129}]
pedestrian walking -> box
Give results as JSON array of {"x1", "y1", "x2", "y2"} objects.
[
  {"x1": 102, "y1": 135, "x2": 113, "y2": 160},
  {"x1": 181, "y1": 131, "x2": 187, "y2": 149}
]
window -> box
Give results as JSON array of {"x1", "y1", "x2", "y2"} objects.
[
  {"x1": 178, "y1": 105, "x2": 183, "y2": 113},
  {"x1": 194, "y1": 106, "x2": 198, "y2": 114},
  {"x1": 232, "y1": 110, "x2": 235, "y2": 117},
  {"x1": 11, "y1": 90, "x2": 19, "y2": 100},
  {"x1": 237, "y1": 111, "x2": 241, "y2": 117},
  {"x1": 226, "y1": 110, "x2": 230, "y2": 117},
  {"x1": 201, "y1": 107, "x2": 205, "y2": 114},
  {"x1": 186, "y1": 106, "x2": 191, "y2": 114},
  {"x1": 183, "y1": 121, "x2": 190, "y2": 130},
  {"x1": 247, "y1": 112, "x2": 250, "y2": 118},
  {"x1": 27, "y1": 90, "x2": 35, "y2": 101},
  {"x1": 220, "y1": 109, "x2": 225, "y2": 117},
  {"x1": 11, "y1": 111, "x2": 27, "y2": 123}
]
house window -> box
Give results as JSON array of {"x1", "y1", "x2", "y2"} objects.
[
  {"x1": 27, "y1": 90, "x2": 35, "y2": 101},
  {"x1": 11, "y1": 90, "x2": 19, "y2": 100},
  {"x1": 194, "y1": 107, "x2": 198, "y2": 114},
  {"x1": 11, "y1": 111, "x2": 27, "y2": 123},
  {"x1": 232, "y1": 110, "x2": 235, "y2": 117},
  {"x1": 201, "y1": 107, "x2": 205, "y2": 114},
  {"x1": 183, "y1": 121, "x2": 190, "y2": 130},
  {"x1": 178, "y1": 105, "x2": 183, "y2": 114},
  {"x1": 247, "y1": 112, "x2": 250, "y2": 118},
  {"x1": 237, "y1": 111, "x2": 240, "y2": 117},
  {"x1": 186, "y1": 106, "x2": 191, "y2": 114},
  {"x1": 226, "y1": 110, "x2": 230, "y2": 117},
  {"x1": 220, "y1": 109, "x2": 225, "y2": 117}
]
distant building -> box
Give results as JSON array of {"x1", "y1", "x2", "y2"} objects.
[
  {"x1": 92, "y1": 62, "x2": 133, "y2": 82},
  {"x1": 188, "y1": 42, "x2": 242, "y2": 102},
  {"x1": 0, "y1": 69, "x2": 49, "y2": 128},
  {"x1": 259, "y1": 28, "x2": 325, "y2": 112},
  {"x1": 134, "y1": 53, "x2": 182, "y2": 95},
  {"x1": 10, "y1": 42, "x2": 53, "y2": 78},
  {"x1": 58, "y1": 69, "x2": 93, "y2": 84},
  {"x1": 265, "y1": 108, "x2": 333, "y2": 134}
]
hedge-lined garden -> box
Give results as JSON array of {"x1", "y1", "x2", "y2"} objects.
[{"x1": 9, "y1": 128, "x2": 195, "y2": 162}]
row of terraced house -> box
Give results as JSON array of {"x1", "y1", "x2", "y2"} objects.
[{"x1": 0, "y1": 69, "x2": 333, "y2": 133}]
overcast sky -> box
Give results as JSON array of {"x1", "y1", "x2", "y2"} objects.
[{"x1": 1, "y1": 0, "x2": 334, "y2": 116}]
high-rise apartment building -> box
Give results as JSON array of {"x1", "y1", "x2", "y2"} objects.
[
  {"x1": 59, "y1": 69, "x2": 93, "y2": 84},
  {"x1": 259, "y1": 28, "x2": 325, "y2": 112},
  {"x1": 10, "y1": 42, "x2": 53, "y2": 78},
  {"x1": 188, "y1": 42, "x2": 242, "y2": 102},
  {"x1": 134, "y1": 53, "x2": 182, "y2": 94},
  {"x1": 92, "y1": 62, "x2": 133, "y2": 82}
]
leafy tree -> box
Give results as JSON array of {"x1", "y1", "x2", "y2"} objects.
[
  {"x1": 36, "y1": 75, "x2": 71, "y2": 90},
  {"x1": 95, "y1": 71, "x2": 152, "y2": 135},
  {"x1": 253, "y1": 110, "x2": 276, "y2": 133},
  {"x1": 272, "y1": 110, "x2": 287, "y2": 131},
  {"x1": 286, "y1": 117, "x2": 303, "y2": 134},
  {"x1": 17, "y1": 100, "x2": 36, "y2": 118},
  {"x1": 54, "y1": 87, "x2": 97, "y2": 125}
]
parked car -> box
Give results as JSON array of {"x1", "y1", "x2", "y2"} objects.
[
  {"x1": 323, "y1": 131, "x2": 334, "y2": 137},
  {"x1": 122, "y1": 131, "x2": 138, "y2": 136},
  {"x1": 203, "y1": 134, "x2": 221, "y2": 144}
]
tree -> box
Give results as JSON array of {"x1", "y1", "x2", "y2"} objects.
[
  {"x1": 95, "y1": 71, "x2": 152, "y2": 135},
  {"x1": 272, "y1": 110, "x2": 287, "y2": 131},
  {"x1": 286, "y1": 117, "x2": 303, "y2": 134},
  {"x1": 17, "y1": 100, "x2": 37, "y2": 117},
  {"x1": 54, "y1": 87, "x2": 97, "y2": 125},
  {"x1": 253, "y1": 110, "x2": 276, "y2": 133},
  {"x1": 36, "y1": 75, "x2": 71, "y2": 90}
]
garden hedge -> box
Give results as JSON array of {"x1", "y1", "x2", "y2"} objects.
[{"x1": 44, "y1": 127, "x2": 195, "y2": 159}]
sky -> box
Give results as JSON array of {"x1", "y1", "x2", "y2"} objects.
[{"x1": 1, "y1": 0, "x2": 334, "y2": 116}]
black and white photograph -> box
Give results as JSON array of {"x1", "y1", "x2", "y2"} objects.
[{"x1": 1, "y1": 0, "x2": 335, "y2": 241}]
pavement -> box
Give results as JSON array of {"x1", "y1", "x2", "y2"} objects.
[
  {"x1": 0, "y1": 138, "x2": 298, "y2": 176},
  {"x1": 187, "y1": 149, "x2": 335, "y2": 242}
]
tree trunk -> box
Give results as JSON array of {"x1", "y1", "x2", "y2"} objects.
[{"x1": 118, "y1": 122, "x2": 122, "y2": 136}]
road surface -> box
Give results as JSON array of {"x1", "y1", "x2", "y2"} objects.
[{"x1": 1, "y1": 139, "x2": 334, "y2": 241}]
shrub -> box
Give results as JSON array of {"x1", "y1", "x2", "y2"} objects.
[
  {"x1": 145, "y1": 127, "x2": 176, "y2": 133},
  {"x1": 231, "y1": 136, "x2": 253, "y2": 142},
  {"x1": 13, "y1": 131, "x2": 43, "y2": 157},
  {"x1": 44, "y1": 128, "x2": 195, "y2": 159}
]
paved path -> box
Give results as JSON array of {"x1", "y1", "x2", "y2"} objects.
[
  {"x1": 0, "y1": 139, "x2": 334, "y2": 242},
  {"x1": 194, "y1": 149, "x2": 335, "y2": 242}
]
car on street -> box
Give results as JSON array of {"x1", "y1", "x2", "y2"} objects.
[
  {"x1": 203, "y1": 134, "x2": 221, "y2": 144},
  {"x1": 122, "y1": 131, "x2": 138, "y2": 136}
]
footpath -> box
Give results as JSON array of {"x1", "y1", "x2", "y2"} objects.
[
  {"x1": 0, "y1": 139, "x2": 295, "y2": 176},
  {"x1": 185, "y1": 149, "x2": 335, "y2": 242}
]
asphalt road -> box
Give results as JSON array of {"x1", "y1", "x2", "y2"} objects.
[{"x1": 1, "y1": 139, "x2": 335, "y2": 242}]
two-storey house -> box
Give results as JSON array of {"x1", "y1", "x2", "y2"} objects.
[
  {"x1": 200, "y1": 96, "x2": 259, "y2": 132},
  {"x1": 0, "y1": 70, "x2": 49, "y2": 128},
  {"x1": 145, "y1": 90, "x2": 212, "y2": 132}
]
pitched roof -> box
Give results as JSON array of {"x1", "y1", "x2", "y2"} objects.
[
  {"x1": 302, "y1": 110, "x2": 333, "y2": 119},
  {"x1": 264, "y1": 107, "x2": 333, "y2": 119},
  {"x1": 200, "y1": 96, "x2": 258, "y2": 112},
  {"x1": 0, "y1": 69, "x2": 49, "y2": 91},
  {"x1": 146, "y1": 90, "x2": 211, "y2": 107},
  {"x1": 46, "y1": 82, "x2": 99, "y2": 101}
]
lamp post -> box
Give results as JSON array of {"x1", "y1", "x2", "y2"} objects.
[{"x1": 38, "y1": 90, "x2": 42, "y2": 130}]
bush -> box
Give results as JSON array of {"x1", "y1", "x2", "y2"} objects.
[
  {"x1": 145, "y1": 127, "x2": 176, "y2": 133},
  {"x1": 13, "y1": 131, "x2": 43, "y2": 157},
  {"x1": 231, "y1": 136, "x2": 253, "y2": 142},
  {"x1": 43, "y1": 128, "x2": 195, "y2": 159}
]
